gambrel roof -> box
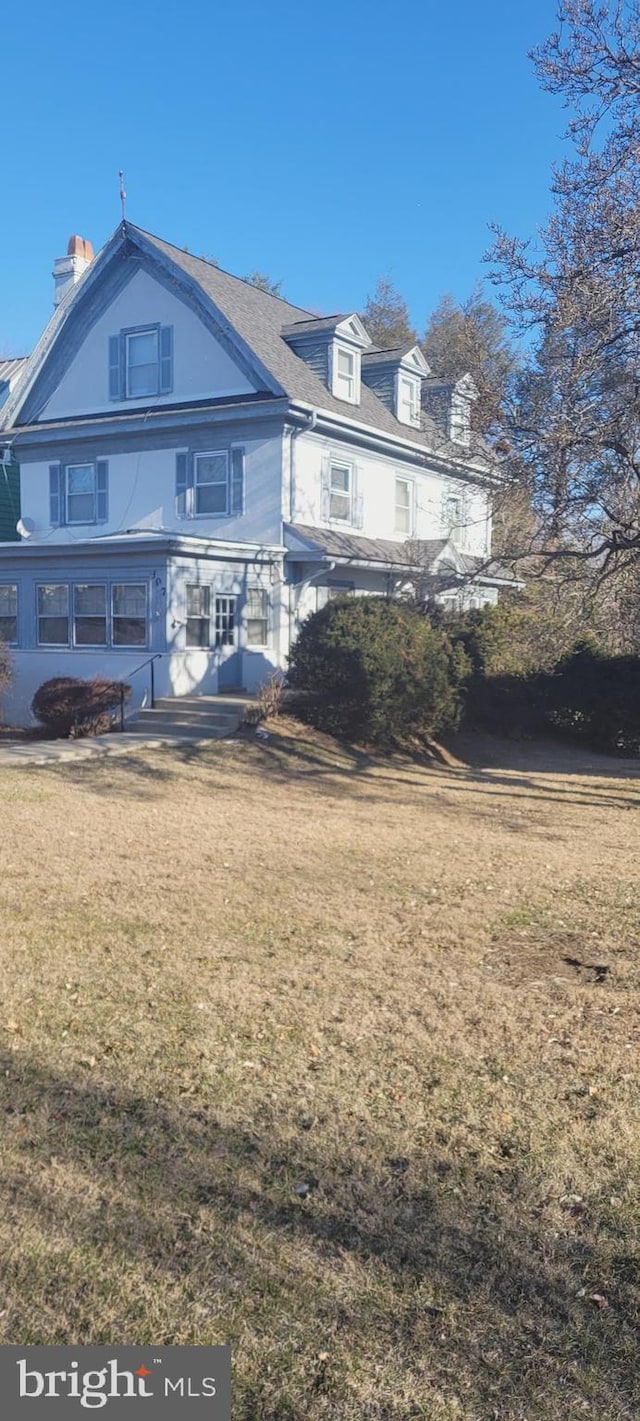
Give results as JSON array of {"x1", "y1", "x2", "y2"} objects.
[{"x1": 2, "y1": 224, "x2": 493, "y2": 473}]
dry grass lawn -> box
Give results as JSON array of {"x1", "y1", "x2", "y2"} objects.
[{"x1": 0, "y1": 718, "x2": 639, "y2": 1419}]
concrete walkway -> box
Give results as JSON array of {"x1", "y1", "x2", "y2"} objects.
[{"x1": 0, "y1": 729, "x2": 237, "y2": 768}]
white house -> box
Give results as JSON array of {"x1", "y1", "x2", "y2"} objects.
[{"x1": 0, "y1": 222, "x2": 510, "y2": 725}]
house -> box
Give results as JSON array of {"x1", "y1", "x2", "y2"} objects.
[
  {"x1": 0, "y1": 359, "x2": 27, "y2": 543},
  {"x1": 0, "y1": 223, "x2": 511, "y2": 725}
]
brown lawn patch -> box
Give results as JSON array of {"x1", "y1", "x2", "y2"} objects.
[{"x1": 0, "y1": 720, "x2": 639, "y2": 1419}]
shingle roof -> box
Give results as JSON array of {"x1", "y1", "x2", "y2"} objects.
[
  {"x1": 285, "y1": 523, "x2": 449, "y2": 569},
  {"x1": 361, "y1": 345, "x2": 415, "y2": 366},
  {"x1": 134, "y1": 227, "x2": 491, "y2": 467},
  {"x1": 281, "y1": 314, "x2": 348, "y2": 336}
]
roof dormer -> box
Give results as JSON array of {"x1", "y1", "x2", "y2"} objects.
[
  {"x1": 282, "y1": 312, "x2": 371, "y2": 405},
  {"x1": 361, "y1": 343, "x2": 430, "y2": 426},
  {"x1": 422, "y1": 372, "x2": 478, "y2": 447}
]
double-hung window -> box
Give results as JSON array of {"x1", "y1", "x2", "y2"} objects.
[
  {"x1": 329, "y1": 462, "x2": 352, "y2": 521},
  {"x1": 126, "y1": 329, "x2": 159, "y2": 398},
  {"x1": 112, "y1": 584, "x2": 147, "y2": 646},
  {"x1": 74, "y1": 584, "x2": 107, "y2": 645},
  {"x1": 176, "y1": 449, "x2": 245, "y2": 519},
  {"x1": 394, "y1": 477, "x2": 414, "y2": 535},
  {"x1": 109, "y1": 325, "x2": 173, "y2": 400},
  {"x1": 443, "y1": 490, "x2": 465, "y2": 545},
  {"x1": 49, "y1": 461, "x2": 108, "y2": 527},
  {"x1": 186, "y1": 585, "x2": 211, "y2": 648},
  {"x1": 450, "y1": 395, "x2": 471, "y2": 446},
  {"x1": 195, "y1": 453, "x2": 228, "y2": 515},
  {"x1": 66, "y1": 464, "x2": 96, "y2": 524},
  {"x1": 38, "y1": 585, "x2": 69, "y2": 645},
  {"x1": 334, "y1": 346, "x2": 357, "y2": 402},
  {"x1": 246, "y1": 589, "x2": 269, "y2": 646},
  {"x1": 0, "y1": 584, "x2": 18, "y2": 644},
  {"x1": 398, "y1": 375, "x2": 420, "y2": 426}
]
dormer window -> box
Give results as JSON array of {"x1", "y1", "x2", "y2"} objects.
[
  {"x1": 333, "y1": 345, "x2": 360, "y2": 404},
  {"x1": 397, "y1": 374, "x2": 420, "y2": 427},
  {"x1": 450, "y1": 393, "x2": 471, "y2": 446}
]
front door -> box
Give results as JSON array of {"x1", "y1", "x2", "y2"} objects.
[{"x1": 215, "y1": 595, "x2": 243, "y2": 689}]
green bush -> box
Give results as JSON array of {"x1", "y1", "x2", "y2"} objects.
[
  {"x1": 288, "y1": 596, "x2": 468, "y2": 743},
  {"x1": 32, "y1": 676, "x2": 131, "y2": 739},
  {"x1": 545, "y1": 643, "x2": 640, "y2": 754},
  {"x1": 462, "y1": 640, "x2": 640, "y2": 754}
]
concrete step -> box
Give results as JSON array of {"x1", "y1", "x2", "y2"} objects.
[
  {"x1": 134, "y1": 708, "x2": 239, "y2": 729},
  {"x1": 153, "y1": 695, "x2": 253, "y2": 712},
  {"x1": 128, "y1": 698, "x2": 245, "y2": 741},
  {"x1": 125, "y1": 723, "x2": 234, "y2": 742}
]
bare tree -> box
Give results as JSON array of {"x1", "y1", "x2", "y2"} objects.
[{"x1": 489, "y1": 1, "x2": 640, "y2": 582}]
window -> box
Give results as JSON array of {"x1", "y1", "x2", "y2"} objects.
[
  {"x1": 443, "y1": 490, "x2": 466, "y2": 545},
  {"x1": 0, "y1": 584, "x2": 17, "y2": 644},
  {"x1": 176, "y1": 448, "x2": 245, "y2": 520},
  {"x1": 450, "y1": 395, "x2": 471, "y2": 446},
  {"x1": 329, "y1": 462, "x2": 352, "y2": 521},
  {"x1": 246, "y1": 589, "x2": 269, "y2": 645},
  {"x1": 50, "y1": 461, "x2": 108, "y2": 527},
  {"x1": 215, "y1": 596, "x2": 236, "y2": 648},
  {"x1": 318, "y1": 583, "x2": 354, "y2": 608},
  {"x1": 38, "y1": 585, "x2": 69, "y2": 645},
  {"x1": 74, "y1": 584, "x2": 107, "y2": 645},
  {"x1": 332, "y1": 344, "x2": 360, "y2": 403},
  {"x1": 395, "y1": 477, "x2": 414, "y2": 535},
  {"x1": 66, "y1": 464, "x2": 96, "y2": 524},
  {"x1": 194, "y1": 452, "x2": 228, "y2": 515},
  {"x1": 186, "y1": 585, "x2": 211, "y2": 648},
  {"x1": 126, "y1": 329, "x2": 159, "y2": 398},
  {"x1": 109, "y1": 325, "x2": 173, "y2": 401},
  {"x1": 398, "y1": 375, "x2": 420, "y2": 426},
  {"x1": 112, "y1": 584, "x2": 147, "y2": 646}
]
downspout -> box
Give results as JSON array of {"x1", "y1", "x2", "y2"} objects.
[
  {"x1": 288, "y1": 407, "x2": 317, "y2": 522},
  {"x1": 287, "y1": 408, "x2": 319, "y2": 648}
]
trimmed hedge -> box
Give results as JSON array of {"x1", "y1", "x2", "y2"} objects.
[
  {"x1": 462, "y1": 642, "x2": 640, "y2": 755},
  {"x1": 32, "y1": 676, "x2": 131, "y2": 739},
  {"x1": 288, "y1": 596, "x2": 468, "y2": 743}
]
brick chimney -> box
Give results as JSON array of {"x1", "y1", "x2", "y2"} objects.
[{"x1": 53, "y1": 235, "x2": 94, "y2": 307}]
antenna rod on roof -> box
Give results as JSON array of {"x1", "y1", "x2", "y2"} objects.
[{"x1": 119, "y1": 170, "x2": 127, "y2": 223}]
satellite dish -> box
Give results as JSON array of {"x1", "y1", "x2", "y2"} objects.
[{"x1": 16, "y1": 517, "x2": 35, "y2": 539}]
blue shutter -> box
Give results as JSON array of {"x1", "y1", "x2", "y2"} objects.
[
  {"x1": 96, "y1": 460, "x2": 109, "y2": 522},
  {"x1": 49, "y1": 464, "x2": 63, "y2": 526},
  {"x1": 230, "y1": 447, "x2": 244, "y2": 516},
  {"x1": 176, "y1": 451, "x2": 192, "y2": 518},
  {"x1": 108, "y1": 335, "x2": 122, "y2": 401},
  {"x1": 159, "y1": 326, "x2": 173, "y2": 394}
]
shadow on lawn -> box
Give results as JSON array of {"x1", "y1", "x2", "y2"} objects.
[
  {"x1": 38, "y1": 724, "x2": 640, "y2": 822},
  {"x1": 1, "y1": 1054, "x2": 638, "y2": 1417}
]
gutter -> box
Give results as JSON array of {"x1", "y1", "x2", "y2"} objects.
[{"x1": 287, "y1": 400, "x2": 500, "y2": 486}]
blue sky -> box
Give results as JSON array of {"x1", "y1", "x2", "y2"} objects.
[{"x1": 2, "y1": 0, "x2": 567, "y2": 355}]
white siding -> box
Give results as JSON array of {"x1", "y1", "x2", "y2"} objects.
[
  {"x1": 291, "y1": 430, "x2": 492, "y2": 558},
  {"x1": 39, "y1": 269, "x2": 256, "y2": 421},
  {"x1": 20, "y1": 433, "x2": 284, "y2": 545}
]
